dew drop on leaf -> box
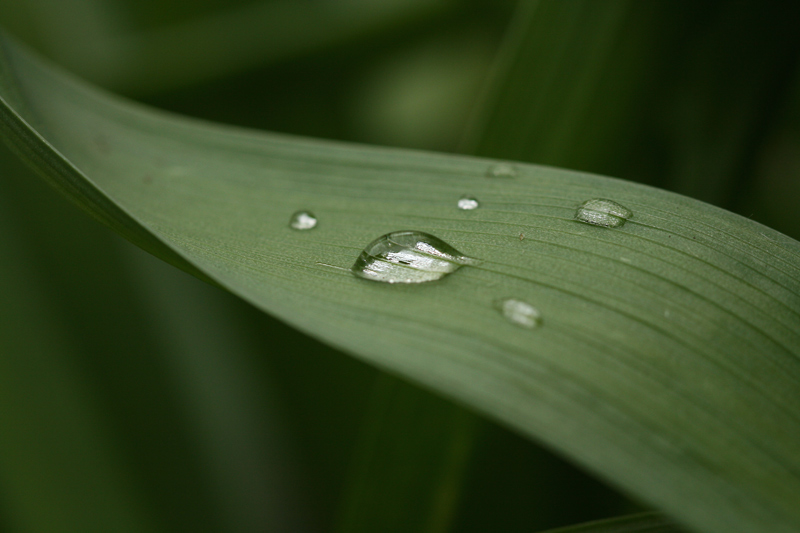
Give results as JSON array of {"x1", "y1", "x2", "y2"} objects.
[
  {"x1": 497, "y1": 298, "x2": 541, "y2": 329},
  {"x1": 575, "y1": 198, "x2": 632, "y2": 228},
  {"x1": 351, "y1": 231, "x2": 479, "y2": 284},
  {"x1": 486, "y1": 163, "x2": 517, "y2": 178},
  {"x1": 289, "y1": 210, "x2": 318, "y2": 230},
  {"x1": 457, "y1": 196, "x2": 480, "y2": 210}
]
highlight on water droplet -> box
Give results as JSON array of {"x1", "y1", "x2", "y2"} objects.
[
  {"x1": 497, "y1": 298, "x2": 541, "y2": 329},
  {"x1": 486, "y1": 163, "x2": 517, "y2": 179},
  {"x1": 575, "y1": 198, "x2": 632, "y2": 228},
  {"x1": 351, "y1": 231, "x2": 479, "y2": 284},
  {"x1": 457, "y1": 196, "x2": 480, "y2": 210},
  {"x1": 289, "y1": 210, "x2": 318, "y2": 230}
]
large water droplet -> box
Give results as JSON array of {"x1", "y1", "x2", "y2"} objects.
[
  {"x1": 351, "y1": 231, "x2": 479, "y2": 284},
  {"x1": 289, "y1": 210, "x2": 318, "y2": 230},
  {"x1": 498, "y1": 298, "x2": 541, "y2": 329},
  {"x1": 487, "y1": 163, "x2": 517, "y2": 179},
  {"x1": 575, "y1": 198, "x2": 632, "y2": 228},
  {"x1": 457, "y1": 196, "x2": 479, "y2": 210}
]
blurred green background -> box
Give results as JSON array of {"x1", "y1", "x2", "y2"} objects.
[{"x1": 1, "y1": 1, "x2": 799, "y2": 531}]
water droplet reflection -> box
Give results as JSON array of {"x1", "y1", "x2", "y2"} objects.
[
  {"x1": 457, "y1": 196, "x2": 479, "y2": 210},
  {"x1": 498, "y1": 298, "x2": 541, "y2": 329},
  {"x1": 351, "y1": 231, "x2": 479, "y2": 284},
  {"x1": 289, "y1": 210, "x2": 318, "y2": 230},
  {"x1": 575, "y1": 198, "x2": 632, "y2": 228},
  {"x1": 487, "y1": 163, "x2": 517, "y2": 179}
]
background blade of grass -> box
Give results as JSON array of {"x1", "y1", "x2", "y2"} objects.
[
  {"x1": 335, "y1": 375, "x2": 479, "y2": 533},
  {"x1": 0, "y1": 0, "x2": 453, "y2": 96},
  {"x1": 538, "y1": 513, "x2": 683, "y2": 533},
  {"x1": 463, "y1": 0, "x2": 656, "y2": 171},
  {"x1": 465, "y1": 0, "x2": 800, "y2": 211},
  {"x1": 2, "y1": 30, "x2": 800, "y2": 533},
  {"x1": 0, "y1": 145, "x2": 160, "y2": 532},
  {"x1": 653, "y1": 1, "x2": 800, "y2": 209},
  {"x1": 121, "y1": 245, "x2": 311, "y2": 532},
  {"x1": 0, "y1": 140, "x2": 314, "y2": 532},
  {"x1": 0, "y1": 228, "x2": 156, "y2": 533}
]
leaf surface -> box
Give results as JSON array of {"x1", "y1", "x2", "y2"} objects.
[{"x1": 2, "y1": 32, "x2": 800, "y2": 533}]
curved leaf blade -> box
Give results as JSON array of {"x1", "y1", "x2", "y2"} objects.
[
  {"x1": 1, "y1": 32, "x2": 800, "y2": 533},
  {"x1": 539, "y1": 513, "x2": 684, "y2": 533}
]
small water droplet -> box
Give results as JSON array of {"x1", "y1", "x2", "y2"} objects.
[
  {"x1": 290, "y1": 210, "x2": 318, "y2": 230},
  {"x1": 487, "y1": 163, "x2": 517, "y2": 178},
  {"x1": 351, "y1": 231, "x2": 479, "y2": 284},
  {"x1": 457, "y1": 196, "x2": 479, "y2": 210},
  {"x1": 497, "y1": 298, "x2": 541, "y2": 329},
  {"x1": 575, "y1": 198, "x2": 632, "y2": 228}
]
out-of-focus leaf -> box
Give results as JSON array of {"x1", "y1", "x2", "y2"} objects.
[
  {"x1": 466, "y1": 0, "x2": 800, "y2": 211},
  {"x1": 335, "y1": 375, "x2": 478, "y2": 533},
  {"x1": 0, "y1": 0, "x2": 453, "y2": 95},
  {"x1": 0, "y1": 148, "x2": 159, "y2": 533},
  {"x1": 538, "y1": 513, "x2": 684, "y2": 533}
]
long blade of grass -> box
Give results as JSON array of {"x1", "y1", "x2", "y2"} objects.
[
  {"x1": 335, "y1": 375, "x2": 478, "y2": 533},
  {"x1": 2, "y1": 31, "x2": 800, "y2": 533},
  {"x1": 463, "y1": 0, "x2": 652, "y2": 171},
  {"x1": 338, "y1": 3, "x2": 660, "y2": 528},
  {"x1": 538, "y1": 513, "x2": 683, "y2": 533}
]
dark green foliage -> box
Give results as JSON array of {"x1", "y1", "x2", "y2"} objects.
[{"x1": 1, "y1": 2, "x2": 799, "y2": 532}]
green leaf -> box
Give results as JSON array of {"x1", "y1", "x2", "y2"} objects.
[
  {"x1": 336, "y1": 374, "x2": 478, "y2": 533},
  {"x1": 2, "y1": 30, "x2": 800, "y2": 533},
  {"x1": 464, "y1": 0, "x2": 657, "y2": 170},
  {"x1": 538, "y1": 513, "x2": 684, "y2": 533}
]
